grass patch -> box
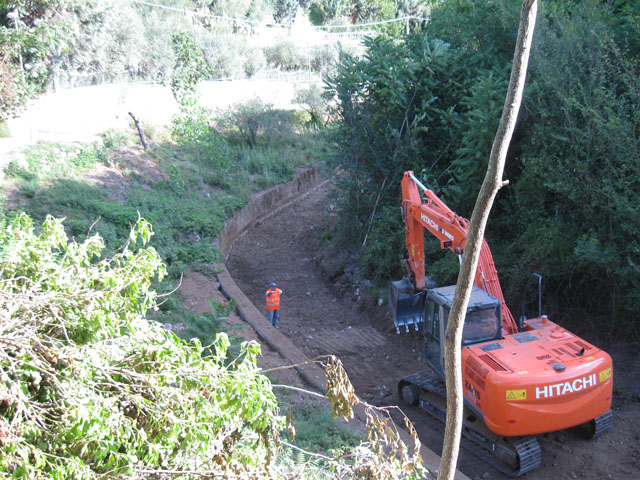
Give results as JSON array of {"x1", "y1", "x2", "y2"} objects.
[
  {"x1": 273, "y1": 397, "x2": 363, "y2": 478},
  {"x1": 21, "y1": 141, "x2": 107, "y2": 180},
  {"x1": 276, "y1": 392, "x2": 362, "y2": 455},
  {"x1": 291, "y1": 403, "x2": 362, "y2": 453}
]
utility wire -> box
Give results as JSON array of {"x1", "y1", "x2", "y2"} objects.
[
  {"x1": 129, "y1": 0, "x2": 428, "y2": 30},
  {"x1": 320, "y1": 15, "x2": 428, "y2": 29}
]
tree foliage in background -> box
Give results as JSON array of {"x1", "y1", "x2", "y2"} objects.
[
  {"x1": 328, "y1": 0, "x2": 640, "y2": 338},
  {"x1": 325, "y1": 24, "x2": 514, "y2": 281},
  {"x1": 170, "y1": 32, "x2": 234, "y2": 190},
  {"x1": 0, "y1": 0, "x2": 421, "y2": 122},
  {"x1": 502, "y1": 0, "x2": 640, "y2": 335},
  {"x1": 0, "y1": 0, "x2": 68, "y2": 118}
]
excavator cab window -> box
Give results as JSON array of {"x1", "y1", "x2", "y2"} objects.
[
  {"x1": 461, "y1": 306, "x2": 501, "y2": 345},
  {"x1": 426, "y1": 301, "x2": 439, "y2": 339}
]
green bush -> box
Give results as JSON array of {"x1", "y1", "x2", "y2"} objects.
[
  {"x1": 4, "y1": 161, "x2": 37, "y2": 182},
  {"x1": 195, "y1": 33, "x2": 251, "y2": 79},
  {"x1": 501, "y1": 0, "x2": 640, "y2": 334},
  {"x1": 243, "y1": 47, "x2": 267, "y2": 77},
  {"x1": 294, "y1": 84, "x2": 328, "y2": 128},
  {"x1": 100, "y1": 129, "x2": 128, "y2": 150},
  {"x1": 264, "y1": 39, "x2": 305, "y2": 71},
  {"x1": 0, "y1": 214, "x2": 285, "y2": 478},
  {"x1": 360, "y1": 205, "x2": 406, "y2": 283},
  {"x1": 222, "y1": 98, "x2": 296, "y2": 148},
  {"x1": 310, "y1": 44, "x2": 337, "y2": 74},
  {"x1": 17, "y1": 180, "x2": 38, "y2": 198}
]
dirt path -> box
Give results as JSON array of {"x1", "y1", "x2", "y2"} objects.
[{"x1": 225, "y1": 182, "x2": 640, "y2": 480}]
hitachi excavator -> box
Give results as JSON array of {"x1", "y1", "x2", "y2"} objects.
[{"x1": 390, "y1": 171, "x2": 613, "y2": 476}]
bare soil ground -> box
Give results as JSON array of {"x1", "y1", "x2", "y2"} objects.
[{"x1": 225, "y1": 182, "x2": 640, "y2": 480}]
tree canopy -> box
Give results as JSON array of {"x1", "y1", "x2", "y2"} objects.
[{"x1": 327, "y1": 0, "x2": 640, "y2": 339}]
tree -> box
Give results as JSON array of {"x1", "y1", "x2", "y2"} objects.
[
  {"x1": 0, "y1": 0, "x2": 68, "y2": 118},
  {"x1": 438, "y1": 2, "x2": 538, "y2": 480},
  {"x1": 0, "y1": 214, "x2": 291, "y2": 478},
  {"x1": 505, "y1": 0, "x2": 640, "y2": 335},
  {"x1": 170, "y1": 32, "x2": 233, "y2": 191}
]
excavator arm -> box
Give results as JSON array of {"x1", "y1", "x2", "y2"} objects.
[{"x1": 401, "y1": 171, "x2": 518, "y2": 335}]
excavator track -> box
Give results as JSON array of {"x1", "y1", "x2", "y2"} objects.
[
  {"x1": 399, "y1": 372, "x2": 542, "y2": 477},
  {"x1": 586, "y1": 409, "x2": 613, "y2": 439}
]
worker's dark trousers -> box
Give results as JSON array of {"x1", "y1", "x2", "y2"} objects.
[{"x1": 268, "y1": 309, "x2": 279, "y2": 328}]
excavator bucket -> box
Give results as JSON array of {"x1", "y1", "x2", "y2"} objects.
[{"x1": 389, "y1": 278, "x2": 426, "y2": 334}]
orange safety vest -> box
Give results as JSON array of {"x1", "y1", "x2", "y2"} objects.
[{"x1": 266, "y1": 288, "x2": 281, "y2": 311}]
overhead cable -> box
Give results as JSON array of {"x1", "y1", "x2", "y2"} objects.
[{"x1": 129, "y1": 0, "x2": 428, "y2": 30}]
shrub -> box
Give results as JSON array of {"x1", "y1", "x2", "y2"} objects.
[
  {"x1": 310, "y1": 44, "x2": 337, "y2": 74},
  {"x1": 294, "y1": 83, "x2": 328, "y2": 128},
  {"x1": 0, "y1": 214, "x2": 285, "y2": 478},
  {"x1": 263, "y1": 39, "x2": 304, "y2": 70},
  {"x1": 195, "y1": 32, "x2": 248, "y2": 79},
  {"x1": 17, "y1": 180, "x2": 38, "y2": 198},
  {"x1": 4, "y1": 161, "x2": 37, "y2": 182},
  {"x1": 244, "y1": 47, "x2": 266, "y2": 77},
  {"x1": 223, "y1": 98, "x2": 297, "y2": 148}
]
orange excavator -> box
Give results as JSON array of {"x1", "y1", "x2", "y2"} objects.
[{"x1": 390, "y1": 171, "x2": 613, "y2": 476}]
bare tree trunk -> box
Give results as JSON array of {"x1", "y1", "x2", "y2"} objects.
[
  {"x1": 437, "y1": 2, "x2": 538, "y2": 479},
  {"x1": 128, "y1": 111, "x2": 149, "y2": 150}
]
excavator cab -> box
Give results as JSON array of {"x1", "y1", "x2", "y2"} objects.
[{"x1": 421, "y1": 285, "x2": 502, "y2": 375}]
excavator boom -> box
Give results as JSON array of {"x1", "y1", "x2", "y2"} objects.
[{"x1": 400, "y1": 171, "x2": 517, "y2": 334}]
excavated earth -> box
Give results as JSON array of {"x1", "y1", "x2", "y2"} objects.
[{"x1": 224, "y1": 181, "x2": 640, "y2": 480}]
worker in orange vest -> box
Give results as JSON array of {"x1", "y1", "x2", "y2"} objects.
[{"x1": 265, "y1": 282, "x2": 283, "y2": 328}]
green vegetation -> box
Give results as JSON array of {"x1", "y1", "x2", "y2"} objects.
[
  {"x1": 327, "y1": 0, "x2": 640, "y2": 339},
  {"x1": 285, "y1": 403, "x2": 362, "y2": 453},
  {"x1": 1, "y1": 108, "x2": 322, "y2": 325},
  {"x1": 0, "y1": 215, "x2": 285, "y2": 478},
  {"x1": 0, "y1": 17, "x2": 417, "y2": 474},
  {"x1": 4, "y1": 0, "x2": 640, "y2": 476},
  {"x1": 0, "y1": 0, "x2": 426, "y2": 121}
]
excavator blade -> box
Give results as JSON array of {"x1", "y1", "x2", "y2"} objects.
[{"x1": 389, "y1": 278, "x2": 425, "y2": 334}]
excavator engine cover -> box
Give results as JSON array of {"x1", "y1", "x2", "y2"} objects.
[{"x1": 389, "y1": 277, "x2": 435, "y2": 334}]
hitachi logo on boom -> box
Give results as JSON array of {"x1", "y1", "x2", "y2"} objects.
[
  {"x1": 421, "y1": 213, "x2": 455, "y2": 241},
  {"x1": 535, "y1": 374, "x2": 597, "y2": 399}
]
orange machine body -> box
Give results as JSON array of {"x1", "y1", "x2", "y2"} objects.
[{"x1": 462, "y1": 316, "x2": 613, "y2": 436}]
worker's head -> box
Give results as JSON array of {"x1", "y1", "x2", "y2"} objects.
[{"x1": 270, "y1": 282, "x2": 277, "y2": 288}]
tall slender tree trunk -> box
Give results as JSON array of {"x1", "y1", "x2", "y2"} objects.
[{"x1": 437, "y1": 2, "x2": 538, "y2": 479}]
